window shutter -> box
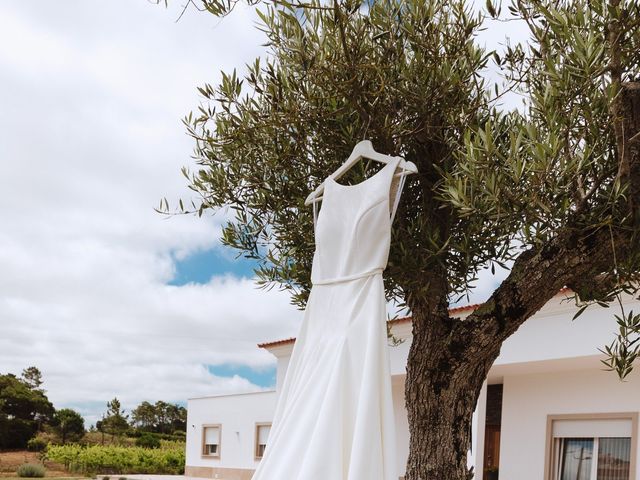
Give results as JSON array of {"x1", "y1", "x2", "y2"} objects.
[
  {"x1": 553, "y1": 419, "x2": 632, "y2": 438},
  {"x1": 205, "y1": 426, "x2": 220, "y2": 444},
  {"x1": 258, "y1": 425, "x2": 271, "y2": 444}
]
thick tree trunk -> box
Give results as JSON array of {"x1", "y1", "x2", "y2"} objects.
[{"x1": 404, "y1": 307, "x2": 498, "y2": 480}]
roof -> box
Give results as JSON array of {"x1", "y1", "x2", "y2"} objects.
[{"x1": 257, "y1": 287, "x2": 575, "y2": 350}]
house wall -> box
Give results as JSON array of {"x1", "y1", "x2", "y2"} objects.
[
  {"x1": 494, "y1": 295, "x2": 636, "y2": 368},
  {"x1": 500, "y1": 366, "x2": 640, "y2": 480},
  {"x1": 185, "y1": 390, "x2": 276, "y2": 478},
  {"x1": 392, "y1": 376, "x2": 410, "y2": 477},
  {"x1": 471, "y1": 381, "x2": 488, "y2": 474},
  {"x1": 275, "y1": 356, "x2": 289, "y2": 396},
  {"x1": 389, "y1": 321, "x2": 412, "y2": 376}
]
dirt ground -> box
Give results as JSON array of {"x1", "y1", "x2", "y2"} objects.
[{"x1": 0, "y1": 450, "x2": 77, "y2": 478}]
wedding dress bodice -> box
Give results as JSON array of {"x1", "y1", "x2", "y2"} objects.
[{"x1": 311, "y1": 157, "x2": 401, "y2": 285}]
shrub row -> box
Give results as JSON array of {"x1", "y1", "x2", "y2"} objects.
[{"x1": 45, "y1": 443, "x2": 185, "y2": 474}]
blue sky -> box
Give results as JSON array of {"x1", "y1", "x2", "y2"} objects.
[
  {"x1": 176, "y1": 249, "x2": 278, "y2": 390},
  {"x1": 208, "y1": 364, "x2": 277, "y2": 389},
  {"x1": 170, "y1": 248, "x2": 259, "y2": 286}
]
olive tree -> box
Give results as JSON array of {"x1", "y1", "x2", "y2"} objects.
[{"x1": 162, "y1": 0, "x2": 640, "y2": 477}]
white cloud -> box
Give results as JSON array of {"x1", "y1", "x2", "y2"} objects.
[{"x1": 0, "y1": 0, "x2": 303, "y2": 424}]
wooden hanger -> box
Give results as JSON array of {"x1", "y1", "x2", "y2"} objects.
[{"x1": 304, "y1": 140, "x2": 418, "y2": 205}]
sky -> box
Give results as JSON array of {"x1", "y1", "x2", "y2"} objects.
[{"x1": 0, "y1": 1, "x2": 526, "y2": 426}]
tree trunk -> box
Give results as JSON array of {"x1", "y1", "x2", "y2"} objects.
[{"x1": 405, "y1": 306, "x2": 498, "y2": 480}]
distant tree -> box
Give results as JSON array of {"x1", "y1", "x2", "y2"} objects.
[
  {"x1": 165, "y1": 403, "x2": 187, "y2": 433},
  {"x1": 154, "y1": 401, "x2": 186, "y2": 434},
  {"x1": 21, "y1": 367, "x2": 44, "y2": 391},
  {"x1": 131, "y1": 401, "x2": 156, "y2": 432},
  {"x1": 51, "y1": 408, "x2": 85, "y2": 444},
  {"x1": 102, "y1": 398, "x2": 129, "y2": 439},
  {"x1": 0, "y1": 373, "x2": 54, "y2": 448},
  {"x1": 154, "y1": 401, "x2": 170, "y2": 433},
  {"x1": 95, "y1": 419, "x2": 105, "y2": 445},
  {"x1": 131, "y1": 400, "x2": 187, "y2": 434}
]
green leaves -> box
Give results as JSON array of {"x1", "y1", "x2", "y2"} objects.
[
  {"x1": 485, "y1": 0, "x2": 500, "y2": 19},
  {"x1": 601, "y1": 310, "x2": 640, "y2": 380}
]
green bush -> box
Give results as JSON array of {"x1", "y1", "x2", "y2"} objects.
[
  {"x1": 26, "y1": 437, "x2": 48, "y2": 452},
  {"x1": 17, "y1": 463, "x2": 46, "y2": 478},
  {"x1": 135, "y1": 434, "x2": 161, "y2": 449},
  {"x1": 46, "y1": 443, "x2": 185, "y2": 475}
]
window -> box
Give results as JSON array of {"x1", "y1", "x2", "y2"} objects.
[
  {"x1": 202, "y1": 424, "x2": 221, "y2": 458},
  {"x1": 255, "y1": 423, "x2": 271, "y2": 459},
  {"x1": 545, "y1": 414, "x2": 638, "y2": 480},
  {"x1": 556, "y1": 438, "x2": 631, "y2": 480}
]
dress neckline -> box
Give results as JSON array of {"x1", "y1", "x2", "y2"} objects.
[{"x1": 327, "y1": 157, "x2": 399, "y2": 190}]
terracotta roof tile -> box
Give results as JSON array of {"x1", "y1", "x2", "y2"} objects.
[{"x1": 257, "y1": 337, "x2": 297, "y2": 349}]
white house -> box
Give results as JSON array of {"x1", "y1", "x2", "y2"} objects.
[{"x1": 185, "y1": 289, "x2": 640, "y2": 480}]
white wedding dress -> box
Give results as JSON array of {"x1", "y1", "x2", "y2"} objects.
[{"x1": 252, "y1": 157, "x2": 404, "y2": 480}]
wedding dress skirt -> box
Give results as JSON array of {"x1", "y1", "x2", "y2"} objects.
[{"x1": 251, "y1": 157, "x2": 402, "y2": 480}]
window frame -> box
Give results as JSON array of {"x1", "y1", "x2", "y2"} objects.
[
  {"x1": 201, "y1": 423, "x2": 222, "y2": 459},
  {"x1": 544, "y1": 412, "x2": 639, "y2": 480},
  {"x1": 254, "y1": 422, "x2": 272, "y2": 460}
]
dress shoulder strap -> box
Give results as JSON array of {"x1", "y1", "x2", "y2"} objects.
[{"x1": 389, "y1": 160, "x2": 407, "y2": 224}]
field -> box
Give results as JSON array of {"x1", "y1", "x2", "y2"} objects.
[
  {"x1": 46, "y1": 443, "x2": 185, "y2": 475},
  {"x1": 0, "y1": 450, "x2": 85, "y2": 479},
  {"x1": 0, "y1": 440, "x2": 185, "y2": 477}
]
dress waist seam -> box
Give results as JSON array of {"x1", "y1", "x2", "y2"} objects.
[{"x1": 312, "y1": 267, "x2": 384, "y2": 286}]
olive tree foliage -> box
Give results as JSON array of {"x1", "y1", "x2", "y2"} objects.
[
  {"x1": 170, "y1": 0, "x2": 498, "y2": 311},
  {"x1": 454, "y1": 0, "x2": 640, "y2": 376},
  {"x1": 167, "y1": 0, "x2": 640, "y2": 321}
]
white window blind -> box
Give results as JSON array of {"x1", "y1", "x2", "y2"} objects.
[
  {"x1": 553, "y1": 418, "x2": 632, "y2": 438},
  {"x1": 204, "y1": 426, "x2": 220, "y2": 444},
  {"x1": 258, "y1": 425, "x2": 271, "y2": 444}
]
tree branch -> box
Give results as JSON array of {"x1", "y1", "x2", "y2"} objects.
[
  {"x1": 464, "y1": 226, "x2": 619, "y2": 347},
  {"x1": 463, "y1": 82, "x2": 640, "y2": 350},
  {"x1": 567, "y1": 273, "x2": 619, "y2": 302}
]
